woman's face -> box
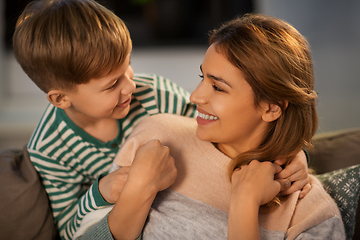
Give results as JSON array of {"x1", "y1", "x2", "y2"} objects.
[{"x1": 190, "y1": 44, "x2": 270, "y2": 158}]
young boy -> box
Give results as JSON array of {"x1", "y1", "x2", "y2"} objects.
[
  {"x1": 13, "y1": 1, "x2": 310, "y2": 239},
  {"x1": 13, "y1": 0, "x2": 196, "y2": 239}
]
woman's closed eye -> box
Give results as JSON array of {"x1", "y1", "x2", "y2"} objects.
[
  {"x1": 199, "y1": 74, "x2": 225, "y2": 92},
  {"x1": 212, "y1": 84, "x2": 224, "y2": 92}
]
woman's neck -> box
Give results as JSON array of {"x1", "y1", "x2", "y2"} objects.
[{"x1": 212, "y1": 143, "x2": 240, "y2": 159}]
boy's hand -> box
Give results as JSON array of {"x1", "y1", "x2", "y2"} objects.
[
  {"x1": 99, "y1": 166, "x2": 130, "y2": 204},
  {"x1": 274, "y1": 150, "x2": 311, "y2": 199},
  {"x1": 127, "y1": 139, "x2": 177, "y2": 194},
  {"x1": 99, "y1": 139, "x2": 177, "y2": 204},
  {"x1": 108, "y1": 140, "x2": 177, "y2": 239}
]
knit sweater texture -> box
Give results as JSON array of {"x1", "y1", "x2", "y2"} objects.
[{"x1": 77, "y1": 113, "x2": 345, "y2": 240}]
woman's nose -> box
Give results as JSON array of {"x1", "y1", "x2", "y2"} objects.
[{"x1": 190, "y1": 83, "x2": 208, "y2": 104}]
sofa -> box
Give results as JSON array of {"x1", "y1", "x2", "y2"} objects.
[
  {"x1": 0, "y1": 128, "x2": 359, "y2": 240},
  {"x1": 307, "y1": 128, "x2": 360, "y2": 240}
]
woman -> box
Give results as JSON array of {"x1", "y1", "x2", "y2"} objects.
[{"x1": 76, "y1": 14, "x2": 345, "y2": 240}]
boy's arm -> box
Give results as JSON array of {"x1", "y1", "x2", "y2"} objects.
[
  {"x1": 76, "y1": 139, "x2": 177, "y2": 240},
  {"x1": 135, "y1": 74, "x2": 197, "y2": 117},
  {"x1": 29, "y1": 151, "x2": 112, "y2": 240},
  {"x1": 156, "y1": 76, "x2": 197, "y2": 117},
  {"x1": 107, "y1": 139, "x2": 177, "y2": 239}
]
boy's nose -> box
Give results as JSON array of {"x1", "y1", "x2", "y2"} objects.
[
  {"x1": 121, "y1": 66, "x2": 136, "y2": 95},
  {"x1": 122, "y1": 78, "x2": 136, "y2": 95}
]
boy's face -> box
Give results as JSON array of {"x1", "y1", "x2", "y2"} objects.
[{"x1": 64, "y1": 53, "x2": 135, "y2": 122}]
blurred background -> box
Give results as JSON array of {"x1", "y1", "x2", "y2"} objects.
[{"x1": 1, "y1": 0, "x2": 360, "y2": 150}]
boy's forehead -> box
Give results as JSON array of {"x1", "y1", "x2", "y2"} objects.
[{"x1": 113, "y1": 52, "x2": 132, "y2": 72}]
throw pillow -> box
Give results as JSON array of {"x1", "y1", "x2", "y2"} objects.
[{"x1": 316, "y1": 164, "x2": 360, "y2": 240}]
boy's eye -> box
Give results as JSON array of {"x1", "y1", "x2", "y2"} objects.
[
  {"x1": 107, "y1": 80, "x2": 119, "y2": 90},
  {"x1": 199, "y1": 74, "x2": 204, "y2": 81}
]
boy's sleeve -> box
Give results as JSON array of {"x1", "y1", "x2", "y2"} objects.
[
  {"x1": 76, "y1": 212, "x2": 143, "y2": 240},
  {"x1": 152, "y1": 75, "x2": 197, "y2": 117},
  {"x1": 29, "y1": 150, "x2": 112, "y2": 240},
  {"x1": 75, "y1": 213, "x2": 114, "y2": 240}
]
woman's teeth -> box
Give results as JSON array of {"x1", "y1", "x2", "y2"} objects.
[{"x1": 198, "y1": 112, "x2": 219, "y2": 120}]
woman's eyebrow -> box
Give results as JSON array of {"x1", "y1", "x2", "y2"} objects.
[
  {"x1": 208, "y1": 74, "x2": 232, "y2": 88},
  {"x1": 200, "y1": 65, "x2": 232, "y2": 88}
]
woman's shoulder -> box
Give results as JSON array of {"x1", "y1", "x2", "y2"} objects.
[
  {"x1": 285, "y1": 175, "x2": 345, "y2": 239},
  {"x1": 300, "y1": 175, "x2": 342, "y2": 215},
  {"x1": 259, "y1": 175, "x2": 344, "y2": 239},
  {"x1": 134, "y1": 114, "x2": 197, "y2": 133},
  {"x1": 292, "y1": 175, "x2": 342, "y2": 222}
]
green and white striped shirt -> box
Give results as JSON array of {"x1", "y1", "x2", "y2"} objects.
[{"x1": 27, "y1": 74, "x2": 197, "y2": 240}]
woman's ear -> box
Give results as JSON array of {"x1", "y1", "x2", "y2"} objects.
[
  {"x1": 47, "y1": 90, "x2": 71, "y2": 109},
  {"x1": 262, "y1": 102, "x2": 287, "y2": 122}
]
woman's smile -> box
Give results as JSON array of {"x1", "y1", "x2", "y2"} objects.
[{"x1": 196, "y1": 108, "x2": 219, "y2": 125}]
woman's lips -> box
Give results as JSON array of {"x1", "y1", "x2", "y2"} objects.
[{"x1": 196, "y1": 108, "x2": 219, "y2": 125}]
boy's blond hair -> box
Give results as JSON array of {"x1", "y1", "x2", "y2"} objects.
[{"x1": 13, "y1": 0, "x2": 132, "y2": 93}]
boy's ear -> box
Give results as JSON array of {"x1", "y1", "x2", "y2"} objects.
[
  {"x1": 262, "y1": 101, "x2": 288, "y2": 122},
  {"x1": 47, "y1": 90, "x2": 71, "y2": 109}
]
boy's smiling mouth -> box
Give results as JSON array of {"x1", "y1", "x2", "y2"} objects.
[{"x1": 117, "y1": 97, "x2": 131, "y2": 108}]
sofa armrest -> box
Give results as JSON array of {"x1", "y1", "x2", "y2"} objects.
[
  {"x1": 0, "y1": 146, "x2": 58, "y2": 239},
  {"x1": 308, "y1": 128, "x2": 360, "y2": 240},
  {"x1": 308, "y1": 128, "x2": 360, "y2": 174}
]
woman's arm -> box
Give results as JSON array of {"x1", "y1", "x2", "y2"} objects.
[
  {"x1": 228, "y1": 161, "x2": 282, "y2": 240},
  {"x1": 108, "y1": 139, "x2": 177, "y2": 240}
]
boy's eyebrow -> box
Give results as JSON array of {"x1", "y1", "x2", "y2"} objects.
[{"x1": 200, "y1": 64, "x2": 232, "y2": 88}]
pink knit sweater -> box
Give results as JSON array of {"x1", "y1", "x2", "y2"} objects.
[{"x1": 113, "y1": 113, "x2": 345, "y2": 239}]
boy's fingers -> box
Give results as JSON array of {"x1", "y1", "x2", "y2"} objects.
[
  {"x1": 134, "y1": 144, "x2": 145, "y2": 155},
  {"x1": 299, "y1": 183, "x2": 312, "y2": 199},
  {"x1": 278, "y1": 179, "x2": 306, "y2": 196},
  {"x1": 276, "y1": 178, "x2": 291, "y2": 191},
  {"x1": 284, "y1": 169, "x2": 307, "y2": 183},
  {"x1": 275, "y1": 168, "x2": 292, "y2": 179},
  {"x1": 119, "y1": 166, "x2": 130, "y2": 173},
  {"x1": 274, "y1": 158, "x2": 287, "y2": 166},
  {"x1": 275, "y1": 164, "x2": 303, "y2": 180}
]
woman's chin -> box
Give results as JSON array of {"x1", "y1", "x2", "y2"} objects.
[{"x1": 195, "y1": 128, "x2": 213, "y2": 142}]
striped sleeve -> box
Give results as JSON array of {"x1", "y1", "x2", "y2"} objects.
[
  {"x1": 28, "y1": 105, "x2": 114, "y2": 240},
  {"x1": 134, "y1": 74, "x2": 197, "y2": 117},
  {"x1": 29, "y1": 151, "x2": 110, "y2": 240}
]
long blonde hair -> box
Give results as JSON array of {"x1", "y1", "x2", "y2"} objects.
[{"x1": 209, "y1": 14, "x2": 318, "y2": 177}]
